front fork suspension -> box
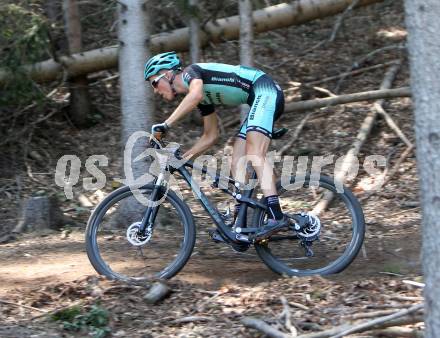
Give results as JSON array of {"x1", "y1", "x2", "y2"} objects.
[{"x1": 139, "y1": 173, "x2": 165, "y2": 234}]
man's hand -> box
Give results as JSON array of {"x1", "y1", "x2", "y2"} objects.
[{"x1": 151, "y1": 122, "x2": 169, "y2": 140}]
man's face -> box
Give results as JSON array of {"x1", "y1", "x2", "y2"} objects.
[{"x1": 149, "y1": 71, "x2": 174, "y2": 101}]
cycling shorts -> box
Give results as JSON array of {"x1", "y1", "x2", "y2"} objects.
[{"x1": 237, "y1": 74, "x2": 285, "y2": 139}]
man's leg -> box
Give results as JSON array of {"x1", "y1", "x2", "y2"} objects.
[
  {"x1": 246, "y1": 131, "x2": 284, "y2": 221},
  {"x1": 231, "y1": 137, "x2": 247, "y2": 180},
  {"x1": 231, "y1": 137, "x2": 247, "y2": 222}
]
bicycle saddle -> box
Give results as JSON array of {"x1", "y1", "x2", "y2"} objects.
[{"x1": 272, "y1": 127, "x2": 288, "y2": 140}]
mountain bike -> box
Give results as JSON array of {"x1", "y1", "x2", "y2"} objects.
[{"x1": 85, "y1": 128, "x2": 365, "y2": 283}]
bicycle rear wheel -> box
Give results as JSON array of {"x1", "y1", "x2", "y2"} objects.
[
  {"x1": 85, "y1": 185, "x2": 195, "y2": 282},
  {"x1": 253, "y1": 175, "x2": 365, "y2": 276}
]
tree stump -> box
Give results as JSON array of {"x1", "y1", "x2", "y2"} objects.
[{"x1": 13, "y1": 196, "x2": 66, "y2": 233}]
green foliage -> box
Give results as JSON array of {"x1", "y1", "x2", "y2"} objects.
[
  {"x1": 0, "y1": 3, "x2": 50, "y2": 106},
  {"x1": 51, "y1": 304, "x2": 111, "y2": 338},
  {"x1": 51, "y1": 305, "x2": 82, "y2": 322}
]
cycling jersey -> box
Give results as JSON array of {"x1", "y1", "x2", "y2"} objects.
[{"x1": 181, "y1": 63, "x2": 284, "y2": 138}]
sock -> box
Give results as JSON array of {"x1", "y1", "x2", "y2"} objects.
[{"x1": 267, "y1": 195, "x2": 283, "y2": 220}]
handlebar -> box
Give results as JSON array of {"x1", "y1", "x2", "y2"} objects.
[{"x1": 148, "y1": 133, "x2": 183, "y2": 163}]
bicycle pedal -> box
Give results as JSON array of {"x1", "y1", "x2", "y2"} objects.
[{"x1": 230, "y1": 242, "x2": 250, "y2": 253}]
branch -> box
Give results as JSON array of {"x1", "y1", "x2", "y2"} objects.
[
  {"x1": 329, "y1": 0, "x2": 361, "y2": 42},
  {"x1": 171, "y1": 316, "x2": 213, "y2": 324},
  {"x1": 331, "y1": 303, "x2": 424, "y2": 338},
  {"x1": 279, "y1": 296, "x2": 298, "y2": 336},
  {"x1": 370, "y1": 327, "x2": 424, "y2": 338},
  {"x1": 0, "y1": 299, "x2": 46, "y2": 313},
  {"x1": 294, "y1": 307, "x2": 423, "y2": 338},
  {"x1": 241, "y1": 317, "x2": 288, "y2": 338},
  {"x1": 335, "y1": 43, "x2": 406, "y2": 92},
  {"x1": 376, "y1": 105, "x2": 413, "y2": 148}
]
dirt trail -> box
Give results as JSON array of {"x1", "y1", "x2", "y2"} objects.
[{"x1": 0, "y1": 221, "x2": 421, "y2": 297}]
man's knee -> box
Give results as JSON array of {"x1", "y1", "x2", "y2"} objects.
[{"x1": 246, "y1": 133, "x2": 269, "y2": 156}]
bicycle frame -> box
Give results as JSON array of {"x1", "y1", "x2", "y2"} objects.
[
  {"x1": 140, "y1": 140, "x2": 269, "y2": 244},
  {"x1": 176, "y1": 159, "x2": 267, "y2": 243}
]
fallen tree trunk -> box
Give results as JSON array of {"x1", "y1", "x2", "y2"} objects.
[
  {"x1": 225, "y1": 87, "x2": 410, "y2": 129},
  {"x1": 0, "y1": 0, "x2": 383, "y2": 85},
  {"x1": 285, "y1": 87, "x2": 411, "y2": 113}
]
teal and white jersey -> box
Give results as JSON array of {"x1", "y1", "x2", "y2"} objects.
[
  {"x1": 180, "y1": 62, "x2": 285, "y2": 139},
  {"x1": 181, "y1": 63, "x2": 265, "y2": 113}
]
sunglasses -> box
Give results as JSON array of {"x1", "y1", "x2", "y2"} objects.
[{"x1": 150, "y1": 73, "x2": 167, "y2": 89}]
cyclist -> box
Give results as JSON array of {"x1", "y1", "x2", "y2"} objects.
[{"x1": 144, "y1": 51, "x2": 287, "y2": 240}]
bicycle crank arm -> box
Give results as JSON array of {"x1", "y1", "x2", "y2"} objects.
[{"x1": 233, "y1": 227, "x2": 259, "y2": 233}]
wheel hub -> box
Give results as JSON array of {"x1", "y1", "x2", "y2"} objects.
[
  {"x1": 288, "y1": 212, "x2": 321, "y2": 241},
  {"x1": 126, "y1": 222, "x2": 152, "y2": 246}
]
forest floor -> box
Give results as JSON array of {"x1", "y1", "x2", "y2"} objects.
[{"x1": 0, "y1": 0, "x2": 424, "y2": 337}]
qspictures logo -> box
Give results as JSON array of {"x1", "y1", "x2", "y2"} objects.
[{"x1": 54, "y1": 131, "x2": 387, "y2": 206}]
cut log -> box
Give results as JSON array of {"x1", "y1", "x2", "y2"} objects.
[
  {"x1": 13, "y1": 196, "x2": 66, "y2": 233},
  {"x1": 0, "y1": 0, "x2": 384, "y2": 85},
  {"x1": 143, "y1": 282, "x2": 171, "y2": 304}
]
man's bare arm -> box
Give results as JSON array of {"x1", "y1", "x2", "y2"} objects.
[
  {"x1": 183, "y1": 113, "x2": 219, "y2": 159},
  {"x1": 165, "y1": 79, "x2": 203, "y2": 127}
]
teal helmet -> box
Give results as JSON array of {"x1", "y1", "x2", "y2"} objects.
[{"x1": 144, "y1": 52, "x2": 181, "y2": 80}]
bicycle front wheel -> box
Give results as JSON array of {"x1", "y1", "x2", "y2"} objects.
[
  {"x1": 253, "y1": 175, "x2": 365, "y2": 276},
  {"x1": 85, "y1": 185, "x2": 195, "y2": 282}
]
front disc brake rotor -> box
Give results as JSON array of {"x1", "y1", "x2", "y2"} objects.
[{"x1": 126, "y1": 222, "x2": 152, "y2": 246}]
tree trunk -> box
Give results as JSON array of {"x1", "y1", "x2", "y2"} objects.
[
  {"x1": 62, "y1": 0, "x2": 93, "y2": 127},
  {"x1": 239, "y1": 0, "x2": 254, "y2": 122},
  {"x1": 187, "y1": 0, "x2": 202, "y2": 126},
  {"x1": 188, "y1": 0, "x2": 201, "y2": 64},
  {"x1": 118, "y1": 0, "x2": 153, "y2": 194},
  {"x1": 43, "y1": 0, "x2": 68, "y2": 55},
  {"x1": 404, "y1": 1, "x2": 440, "y2": 337},
  {"x1": 118, "y1": 0, "x2": 153, "y2": 166},
  {"x1": 0, "y1": 0, "x2": 384, "y2": 85}
]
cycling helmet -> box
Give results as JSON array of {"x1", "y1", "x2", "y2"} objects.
[{"x1": 144, "y1": 52, "x2": 181, "y2": 80}]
